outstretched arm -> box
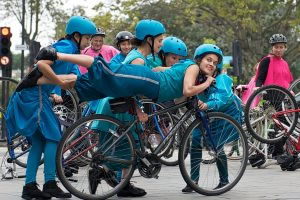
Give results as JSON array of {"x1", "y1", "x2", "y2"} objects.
[
  {"x1": 36, "y1": 60, "x2": 77, "y2": 90},
  {"x1": 57, "y1": 53, "x2": 95, "y2": 68}
]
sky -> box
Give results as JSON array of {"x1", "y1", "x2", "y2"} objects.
[{"x1": 0, "y1": 0, "x2": 105, "y2": 53}]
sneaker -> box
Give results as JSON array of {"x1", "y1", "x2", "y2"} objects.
[
  {"x1": 214, "y1": 181, "x2": 229, "y2": 190},
  {"x1": 22, "y1": 182, "x2": 51, "y2": 200},
  {"x1": 43, "y1": 180, "x2": 72, "y2": 198},
  {"x1": 117, "y1": 182, "x2": 147, "y2": 197},
  {"x1": 88, "y1": 167, "x2": 119, "y2": 194},
  {"x1": 182, "y1": 185, "x2": 194, "y2": 193}
]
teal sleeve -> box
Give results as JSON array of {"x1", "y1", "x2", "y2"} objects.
[{"x1": 51, "y1": 86, "x2": 62, "y2": 96}]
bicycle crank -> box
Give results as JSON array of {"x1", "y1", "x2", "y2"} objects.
[{"x1": 138, "y1": 153, "x2": 161, "y2": 179}]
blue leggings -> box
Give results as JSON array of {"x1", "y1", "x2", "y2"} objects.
[
  {"x1": 75, "y1": 57, "x2": 160, "y2": 102},
  {"x1": 190, "y1": 128, "x2": 228, "y2": 183},
  {"x1": 25, "y1": 130, "x2": 58, "y2": 184}
]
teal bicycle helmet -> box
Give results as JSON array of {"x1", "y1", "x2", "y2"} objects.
[
  {"x1": 160, "y1": 36, "x2": 188, "y2": 57},
  {"x1": 135, "y1": 19, "x2": 166, "y2": 40},
  {"x1": 194, "y1": 44, "x2": 223, "y2": 71},
  {"x1": 65, "y1": 16, "x2": 97, "y2": 35}
]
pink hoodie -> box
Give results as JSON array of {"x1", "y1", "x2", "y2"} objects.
[
  {"x1": 78, "y1": 45, "x2": 119, "y2": 74},
  {"x1": 255, "y1": 55, "x2": 293, "y2": 89}
]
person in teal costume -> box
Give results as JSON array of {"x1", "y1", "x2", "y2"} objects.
[
  {"x1": 147, "y1": 36, "x2": 188, "y2": 70},
  {"x1": 94, "y1": 19, "x2": 165, "y2": 197},
  {"x1": 181, "y1": 44, "x2": 243, "y2": 193},
  {"x1": 4, "y1": 16, "x2": 97, "y2": 200},
  {"x1": 24, "y1": 42, "x2": 235, "y2": 198}
]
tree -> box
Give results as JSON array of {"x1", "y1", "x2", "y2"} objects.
[
  {"x1": 92, "y1": 0, "x2": 300, "y2": 82},
  {"x1": 187, "y1": 0, "x2": 300, "y2": 81}
]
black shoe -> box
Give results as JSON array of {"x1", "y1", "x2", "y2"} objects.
[
  {"x1": 117, "y1": 182, "x2": 147, "y2": 197},
  {"x1": 43, "y1": 180, "x2": 72, "y2": 198},
  {"x1": 182, "y1": 184, "x2": 194, "y2": 193},
  {"x1": 88, "y1": 167, "x2": 119, "y2": 194},
  {"x1": 22, "y1": 182, "x2": 51, "y2": 200},
  {"x1": 214, "y1": 181, "x2": 229, "y2": 190}
]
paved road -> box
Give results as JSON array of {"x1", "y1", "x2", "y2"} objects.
[{"x1": 0, "y1": 147, "x2": 299, "y2": 200}]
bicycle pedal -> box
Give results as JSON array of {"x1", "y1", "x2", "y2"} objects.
[{"x1": 6, "y1": 158, "x2": 13, "y2": 163}]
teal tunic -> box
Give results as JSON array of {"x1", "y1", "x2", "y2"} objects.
[
  {"x1": 156, "y1": 59, "x2": 195, "y2": 102},
  {"x1": 146, "y1": 54, "x2": 163, "y2": 69},
  {"x1": 110, "y1": 53, "x2": 126, "y2": 66},
  {"x1": 196, "y1": 73, "x2": 243, "y2": 147},
  {"x1": 5, "y1": 39, "x2": 80, "y2": 142},
  {"x1": 122, "y1": 49, "x2": 148, "y2": 65}
]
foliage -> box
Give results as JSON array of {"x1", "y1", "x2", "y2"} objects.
[
  {"x1": 3, "y1": 0, "x2": 299, "y2": 82},
  {"x1": 94, "y1": 0, "x2": 299, "y2": 82}
]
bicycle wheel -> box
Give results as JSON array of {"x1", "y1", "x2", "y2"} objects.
[
  {"x1": 52, "y1": 89, "x2": 81, "y2": 129},
  {"x1": 179, "y1": 112, "x2": 248, "y2": 196},
  {"x1": 245, "y1": 85, "x2": 298, "y2": 144},
  {"x1": 141, "y1": 99, "x2": 175, "y2": 158},
  {"x1": 56, "y1": 114, "x2": 136, "y2": 200},
  {"x1": 0, "y1": 77, "x2": 34, "y2": 168},
  {"x1": 288, "y1": 78, "x2": 300, "y2": 132}
]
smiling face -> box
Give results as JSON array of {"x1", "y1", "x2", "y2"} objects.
[
  {"x1": 197, "y1": 53, "x2": 219, "y2": 76},
  {"x1": 119, "y1": 40, "x2": 132, "y2": 55},
  {"x1": 91, "y1": 35, "x2": 104, "y2": 51},
  {"x1": 271, "y1": 43, "x2": 287, "y2": 57},
  {"x1": 165, "y1": 53, "x2": 182, "y2": 67}
]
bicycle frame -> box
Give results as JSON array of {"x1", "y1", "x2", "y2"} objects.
[
  {"x1": 100, "y1": 97, "x2": 220, "y2": 165},
  {"x1": 272, "y1": 108, "x2": 300, "y2": 153}
]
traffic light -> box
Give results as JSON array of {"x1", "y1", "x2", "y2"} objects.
[{"x1": 0, "y1": 27, "x2": 12, "y2": 69}]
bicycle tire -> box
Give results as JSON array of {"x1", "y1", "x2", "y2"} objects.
[
  {"x1": 178, "y1": 112, "x2": 248, "y2": 196},
  {"x1": 56, "y1": 114, "x2": 136, "y2": 200},
  {"x1": 288, "y1": 78, "x2": 300, "y2": 132},
  {"x1": 245, "y1": 85, "x2": 298, "y2": 144},
  {"x1": 0, "y1": 77, "x2": 34, "y2": 168}
]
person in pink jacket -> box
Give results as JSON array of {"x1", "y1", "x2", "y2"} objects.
[{"x1": 78, "y1": 28, "x2": 119, "y2": 74}]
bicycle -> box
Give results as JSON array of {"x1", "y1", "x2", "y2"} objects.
[
  {"x1": 244, "y1": 85, "x2": 300, "y2": 170},
  {"x1": 244, "y1": 85, "x2": 298, "y2": 144},
  {"x1": 55, "y1": 96, "x2": 248, "y2": 199}
]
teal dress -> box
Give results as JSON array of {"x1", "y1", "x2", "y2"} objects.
[
  {"x1": 93, "y1": 50, "x2": 149, "y2": 171},
  {"x1": 190, "y1": 73, "x2": 243, "y2": 183},
  {"x1": 156, "y1": 59, "x2": 195, "y2": 102},
  {"x1": 5, "y1": 39, "x2": 80, "y2": 141},
  {"x1": 74, "y1": 58, "x2": 195, "y2": 103}
]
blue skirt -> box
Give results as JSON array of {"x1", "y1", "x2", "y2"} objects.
[
  {"x1": 5, "y1": 87, "x2": 62, "y2": 142},
  {"x1": 75, "y1": 57, "x2": 160, "y2": 102}
]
